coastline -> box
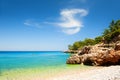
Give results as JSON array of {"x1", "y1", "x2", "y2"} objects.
[
  {"x1": 0, "y1": 65, "x2": 94, "y2": 80},
  {"x1": 1, "y1": 65, "x2": 120, "y2": 80},
  {"x1": 1, "y1": 51, "x2": 120, "y2": 80}
]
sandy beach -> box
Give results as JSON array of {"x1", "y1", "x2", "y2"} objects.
[{"x1": 49, "y1": 66, "x2": 120, "y2": 80}]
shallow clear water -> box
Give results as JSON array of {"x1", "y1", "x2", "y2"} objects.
[
  {"x1": 0, "y1": 51, "x2": 91, "y2": 80},
  {"x1": 0, "y1": 51, "x2": 70, "y2": 71}
]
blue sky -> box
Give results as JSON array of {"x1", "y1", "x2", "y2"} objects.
[{"x1": 0, "y1": 0, "x2": 120, "y2": 51}]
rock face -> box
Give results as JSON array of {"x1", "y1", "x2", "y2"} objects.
[
  {"x1": 85, "y1": 49, "x2": 120, "y2": 66},
  {"x1": 66, "y1": 54, "x2": 81, "y2": 64},
  {"x1": 78, "y1": 46, "x2": 92, "y2": 55},
  {"x1": 115, "y1": 41, "x2": 120, "y2": 51},
  {"x1": 66, "y1": 42, "x2": 120, "y2": 66}
]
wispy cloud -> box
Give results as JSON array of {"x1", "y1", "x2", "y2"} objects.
[
  {"x1": 24, "y1": 9, "x2": 88, "y2": 35},
  {"x1": 24, "y1": 20, "x2": 41, "y2": 28},
  {"x1": 54, "y1": 8, "x2": 88, "y2": 35}
]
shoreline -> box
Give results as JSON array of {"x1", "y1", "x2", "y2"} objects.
[
  {"x1": 0, "y1": 65, "x2": 120, "y2": 80},
  {"x1": 0, "y1": 65, "x2": 95, "y2": 80},
  {"x1": 1, "y1": 65, "x2": 120, "y2": 80}
]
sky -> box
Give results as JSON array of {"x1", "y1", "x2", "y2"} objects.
[{"x1": 0, "y1": 0, "x2": 120, "y2": 51}]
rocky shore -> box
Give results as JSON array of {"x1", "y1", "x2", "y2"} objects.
[{"x1": 66, "y1": 41, "x2": 120, "y2": 66}]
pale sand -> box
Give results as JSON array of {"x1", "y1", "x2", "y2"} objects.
[{"x1": 49, "y1": 66, "x2": 120, "y2": 80}]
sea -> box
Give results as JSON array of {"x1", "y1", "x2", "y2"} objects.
[{"x1": 0, "y1": 51, "x2": 90, "y2": 80}]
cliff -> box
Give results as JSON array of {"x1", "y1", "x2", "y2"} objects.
[{"x1": 66, "y1": 41, "x2": 120, "y2": 66}]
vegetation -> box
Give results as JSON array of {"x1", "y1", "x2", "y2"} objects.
[
  {"x1": 68, "y1": 20, "x2": 120, "y2": 50},
  {"x1": 103, "y1": 20, "x2": 120, "y2": 43}
]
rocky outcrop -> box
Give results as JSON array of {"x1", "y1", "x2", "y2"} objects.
[
  {"x1": 78, "y1": 46, "x2": 92, "y2": 55},
  {"x1": 112, "y1": 35, "x2": 120, "y2": 43},
  {"x1": 115, "y1": 41, "x2": 120, "y2": 51},
  {"x1": 66, "y1": 42, "x2": 120, "y2": 66},
  {"x1": 66, "y1": 54, "x2": 81, "y2": 64},
  {"x1": 83, "y1": 49, "x2": 120, "y2": 66}
]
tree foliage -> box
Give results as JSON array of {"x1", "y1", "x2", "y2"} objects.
[
  {"x1": 68, "y1": 20, "x2": 120, "y2": 50},
  {"x1": 103, "y1": 20, "x2": 120, "y2": 43},
  {"x1": 68, "y1": 38, "x2": 97, "y2": 50}
]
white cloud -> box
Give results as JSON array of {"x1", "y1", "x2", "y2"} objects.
[
  {"x1": 56, "y1": 8, "x2": 88, "y2": 35},
  {"x1": 24, "y1": 9, "x2": 88, "y2": 35}
]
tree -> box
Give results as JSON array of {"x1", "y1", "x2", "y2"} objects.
[
  {"x1": 95, "y1": 36, "x2": 102, "y2": 44},
  {"x1": 103, "y1": 20, "x2": 120, "y2": 43},
  {"x1": 84, "y1": 38, "x2": 95, "y2": 46},
  {"x1": 68, "y1": 20, "x2": 120, "y2": 50},
  {"x1": 72, "y1": 41, "x2": 81, "y2": 50},
  {"x1": 103, "y1": 29, "x2": 110, "y2": 36},
  {"x1": 68, "y1": 45, "x2": 73, "y2": 50},
  {"x1": 109, "y1": 20, "x2": 115, "y2": 32}
]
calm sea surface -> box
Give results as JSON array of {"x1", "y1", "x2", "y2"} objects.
[
  {"x1": 0, "y1": 51, "x2": 70, "y2": 71},
  {"x1": 0, "y1": 51, "x2": 91, "y2": 80}
]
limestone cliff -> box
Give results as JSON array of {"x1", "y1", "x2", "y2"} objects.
[{"x1": 66, "y1": 41, "x2": 120, "y2": 66}]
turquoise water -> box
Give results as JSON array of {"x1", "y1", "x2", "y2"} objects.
[
  {"x1": 0, "y1": 51, "x2": 91, "y2": 80},
  {"x1": 0, "y1": 51, "x2": 70, "y2": 72}
]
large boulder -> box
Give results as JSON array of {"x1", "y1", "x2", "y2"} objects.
[
  {"x1": 83, "y1": 48, "x2": 120, "y2": 66},
  {"x1": 89, "y1": 49, "x2": 120, "y2": 66},
  {"x1": 66, "y1": 54, "x2": 81, "y2": 64}
]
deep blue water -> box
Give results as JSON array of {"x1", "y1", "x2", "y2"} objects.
[{"x1": 0, "y1": 51, "x2": 70, "y2": 71}]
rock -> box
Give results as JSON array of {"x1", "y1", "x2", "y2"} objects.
[
  {"x1": 115, "y1": 41, "x2": 120, "y2": 51},
  {"x1": 66, "y1": 54, "x2": 81, "y2": 64},
  {"x1": 78, "y1": 46, "x2": 92, "y2": 55},
  {"x1": 83, "y1": 56, "x2": 93, "y2": 65},
  {"x1": 83, "y1": 48, "x2": 120, "y2": 66},
  {"x1": 112, "y1": 34, "x2": 120, "y2": 42},
  {"x1": 66, "y1": 43, "x2": 120, "y2": 66}
]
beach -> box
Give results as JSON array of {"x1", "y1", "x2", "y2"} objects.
[
  {"x1": 0, "y1": 64, "x2": 94, "y2": 80},
  {"x1": 1, "y1": 65, "x2": 120, "y2": 80},
  {"x1": 0, "y1": 51, "x2": 120, "y2": 80},
  {"x1": 1, "y1": 0, "x2": 120, "y2": 79},
  {"x1": 50, "y1": 66, "x2": 120, "y2": 80}
]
